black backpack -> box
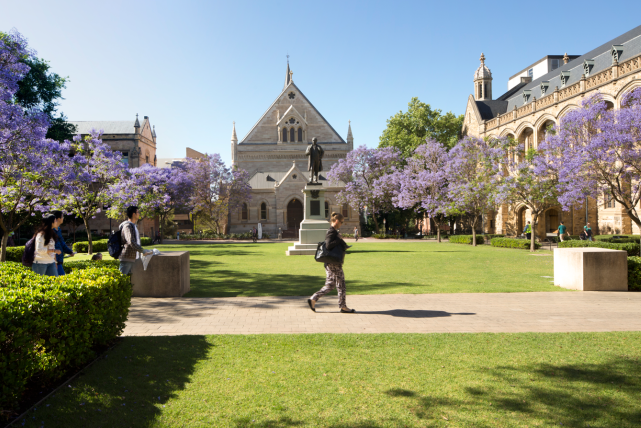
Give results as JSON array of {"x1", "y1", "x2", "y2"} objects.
[
  {"x1": 108, "y1": 229, "x2": 123, "y2": 259},
  {"x1": 22, "y1": 237, "x2": 36, "y2": 267}
]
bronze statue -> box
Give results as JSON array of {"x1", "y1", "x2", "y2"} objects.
[{"x1": 305, "y1": 137, "x2": 324, "y2": 184}]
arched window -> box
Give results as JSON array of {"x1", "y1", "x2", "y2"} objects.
[
  {"x1": 290, "y1": 128, "x2": 295, "y2": 142},
  {"x1": 298, "y1": 127, "x2": 303, "y2": 142},
  {"x1": 342, "y1": 204, "x2": 349, "y2": 219},
  {"x1": 324, "y1": 201, "x2": 329, "y2": 218},
  {"x1": 261, "y1": 202, "x2": 267, "y2": 220},
  {"x1": 282, "y1": 128, "x2": 288, "y2": 142},
  {"x1": 242, "y1": 203, "x2": 248, "y2": 220}
]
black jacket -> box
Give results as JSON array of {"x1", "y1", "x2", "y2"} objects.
[{"x1": 326, "y1": 227, "x2": 347, "y2": 251}]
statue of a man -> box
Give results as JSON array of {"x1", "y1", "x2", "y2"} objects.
[{"x1": 305, "y1": 137, "x2": 324, "y2": 184}]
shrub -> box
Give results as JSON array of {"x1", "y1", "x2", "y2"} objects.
[
  {"x1": 64, "y1": 259, "x2": 121, "y2": 273},
  {"x1": 341, "y1": 234, "x2": 354, "y2": 238},
  {"x1": 558, "y1": 240, "x2": 640, "y2": 256},
  {"x1": 5, "y1": 246, "x2": 25, "y2": 262},
  {"x1": 449, "y1": 235, "x2": 485, "y2": 245},
  {"x1": 491, "y1": 237, "x2": 541, "y2": 250},
  {"x1": 372, "y1": 234, "x2": 392, "y2": 239},
  {"x1": 627, "y1": 257, "x2": 641, "y2": 291},
  {"x1": 0, "y1": 262, "x2": 131, "y2": 410},
  {"x1": 73, "y1": 237, "x2": 152, "y2": 253}
]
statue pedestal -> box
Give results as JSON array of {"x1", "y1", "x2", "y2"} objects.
[{"x1": 286, "y1": 185, "x2": 330, "y2": 256}]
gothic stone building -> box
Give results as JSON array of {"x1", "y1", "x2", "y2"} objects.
[
  {"x1": 463, "y1": 24, "x2": 641, "y2": 237},
  {"x1": 229, "y1": 64, "x2": 358, "y2": 238}
]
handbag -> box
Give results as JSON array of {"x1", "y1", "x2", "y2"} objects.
[{"x1": 315, "y1": 241, "x2": 345, "y2": 264}]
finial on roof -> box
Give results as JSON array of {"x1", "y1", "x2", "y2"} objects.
[
  {"x1": 563, "y1": 53, "x2": 569, "y2": 64},
  {"x1": 152, "y1": 125, "x2": 156, "y2": 137},
  {"x1": 134, "y1": 113, "x2": 140, "y2": 128},
  {"x1": 231, "y1": 121, "x2": 238, "y2": 142},
  {"x1": 480, "y1": 53, "x2": 485, "y2": 65}
]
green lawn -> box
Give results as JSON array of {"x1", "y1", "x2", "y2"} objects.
[
  {"x1": 17, "y1": 332, "x2": 641, "y2": 427},
  {"x1": 70, "y1": 242, "x2": 560, "y2": 297}
]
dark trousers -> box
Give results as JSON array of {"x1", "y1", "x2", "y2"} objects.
[{"x1": 526, "y1": 233, "x2": 531, "y2": 240}]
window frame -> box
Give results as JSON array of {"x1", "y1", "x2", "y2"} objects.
[
  {"x1": 260, "y1": 202, "x2": 267, "y2": 220},
  {"x1": 241, "y1": 203, "x2": 248, "y2": 220},
  {"x1": 282, "y1": 127, "x2": 288, "y2": 142}
]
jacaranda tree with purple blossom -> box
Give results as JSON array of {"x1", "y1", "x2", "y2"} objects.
[
  {"x1": 326, "y1": 145, "x2": 401, "y2": 233},
  {"x1": 541, "y1": 89, "x2": 641, "y2": 250},
  {"x1": 393, "y1": 139, "x2": 451, "y2": 242},
  {"x1": 59, "y1": 131, "x2": 125, "y2": 254},
  {"x1": 0, "y1": 31, "x2": 77, "y2": 261},
  {"x1": 497, "y1": 136, "x2": 561, "y2": 251},
  {"x1": 446, "y1": 137, "x2": 504, "y2": 246},
  {"x1": 185, "y1": 154, "x2": 251, "y2": 234}
]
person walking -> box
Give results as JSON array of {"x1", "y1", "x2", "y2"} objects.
[
  {"x1": 252, "y1": 227, "x2": 257, "y2": 243},
  {"x1": 52, "y1": 211, "x2": 75, "y2": 275},
  {"x1": 557, "y1": 221, "x2": 567, "y2": 242},
  {"x1": 524, "y1": 221, "x2": 532, "y2": 240},
  {"x1": 176, "y1": 231, "x2": 180, "y2": 241},
  {"x1": 353, "y1": 226, "x2": 359, "y2": 242},
  {"x1": 119, "y1": 206, "x2": 152, "y2": 275},
  {"x1": 307, "y1": 212, "x2": 355, "y2": 313},
  {"x1": 32, "y1": 214, "x2": 61, "y2": 276},
  {"x1": 584, "y1": 223, "x2": 594, "y2": 241}
]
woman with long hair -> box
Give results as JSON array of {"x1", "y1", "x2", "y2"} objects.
[
  {"x1": 32, "y1": 214, "x2": 61, "y2": 276},
  {"x1": 307, "y1": 212, "x2": 355, "y2": 313},
  {"x1": 52, "y1": 211, "x2": 75, "y2": 275}
]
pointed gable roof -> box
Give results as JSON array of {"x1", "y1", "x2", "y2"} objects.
[{"x1": 240, "y1": 80, "x2": 346, "y2": 145}]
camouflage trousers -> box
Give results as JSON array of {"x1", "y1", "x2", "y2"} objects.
[{"x1": 311, "y1": 263, "x2": 346, "y2": 309}]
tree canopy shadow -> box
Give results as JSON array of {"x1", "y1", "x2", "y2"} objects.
[{"x1": 15, "y1": 336, "x2": 213, "y2": 428}]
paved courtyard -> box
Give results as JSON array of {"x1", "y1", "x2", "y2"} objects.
[{"x1": 123, "y1": 291, "x2": 641, "y2": 336}]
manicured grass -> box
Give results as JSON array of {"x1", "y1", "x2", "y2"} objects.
[
  {"x1": 155, "y1": 242, "x2": 558, "y2": 297},
  {"x1": 16, "y1": 333, "x2": 641, "y2": 427}
]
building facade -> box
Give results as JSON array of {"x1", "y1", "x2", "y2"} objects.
[
  {"x1": 463, "y1": 25, "x2": 641, "y2": 237},
  {"x1": 229, "y1": 64, "x2": 358, "y2": 238}
]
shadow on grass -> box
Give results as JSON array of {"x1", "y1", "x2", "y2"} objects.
[
  {"x1": 17, "y1": 336, "x2": 213, "y2": 428},
  {"x1": 383, "y1": 356, "x2": 641, "y2": 427}
]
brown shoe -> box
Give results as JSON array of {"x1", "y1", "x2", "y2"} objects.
[
  {"x1": 307, "y1": 299, "x2": 316, "y2": 312},
  {"x1": 340, "y1": 307, "x2": 355, "y2": 313}
]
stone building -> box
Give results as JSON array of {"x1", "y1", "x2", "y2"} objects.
[
  {"x1": 463, "y1": 24, "x2": 641, "y2": 237},
  {"x1": 229, "y1": 63, "x2": 358, "y2": 238}
]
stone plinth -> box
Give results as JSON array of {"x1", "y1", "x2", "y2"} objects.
[
  {"x1": 287, "y1": 185, "x2": 329, "y2": 256},
  {"x1": 131, "y1": 251, "x2": 190, "y2": 297},
  {"x1": 554, "y1": 248, "x2": 628, "y2": 291}
]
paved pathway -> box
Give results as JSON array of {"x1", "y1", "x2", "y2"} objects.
[{"x1": 123, "y1": 292, "x2": 641, "y2": 336}]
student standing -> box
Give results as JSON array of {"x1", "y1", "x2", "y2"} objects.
[
  {"x1": 353, "y1": 226, "x2": 359, "y2": 242},
  {"x1": 52, "y1": 211, "x2": 75, "y2": 275},
  {"x1": 32, "y1": 214, "x2": 61, "y2": 276},
  {"x1": 557, "y1": 221, "x2": 567, "y2": 242},
  {"x1": 308, "y1": 212, "x2": 355, "y2": 313},
  {"x1": 524, "y1": 221, "x2": 532, "y2": 240},
  {"x1": 119, "y1": 206, "x2": 152, "y2": 275}
]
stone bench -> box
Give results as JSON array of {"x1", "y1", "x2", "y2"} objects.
[
  {"x1": 554, "y1": 248, "x2": 627, "y2": 291},
  {"x1": 131, "y1": 251, "x2": 190, "y2": 297}
]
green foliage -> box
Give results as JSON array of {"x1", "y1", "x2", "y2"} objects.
[
  {"x1": 449, "y1": 235, "x2": 485, "y2": 245},
  {"x1": 378, "y1": 97, "x2": 464, "y2": 157},
  {"x1": 491, "y1": 237, "x2": 541, "y2": 250},
  {"x1": 558, "y1": 240, "x2": 640, "y2": 256},
  {"x1": 178, "y1": 232, "x2": 254, "y2": 241},
  {"x1": 0, "y1": 262, "x2": 131, "y2": 410},
  {"x1": 372, "y1": 234, "x2": 393, "y2": 239},
  {"x1": 64, "y1": 259, "x2": 121, "y2": 273},
  {"x1": 5, "y1": 246, "x2": 24, "y2": 262},
  {"x1": 627, "y1": 257, "x2": 641, "y2": 291},
  {"x1": 72, "y1": 237, "x2": 151, "y2": 253}
]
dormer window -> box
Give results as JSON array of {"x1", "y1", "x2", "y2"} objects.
[
  {"x1": 522, "y1": 90, "x2": 531, "y2": 103},
  {"x1": 560, "y1": 71, "x2": 571, "y2": 87},
  {"x1": 583, "y1": 60, "x2": 595, "y2": 77},
  {"x1": 611, "y1": 45, "x2": 623, "y2": 63},
  {"x1": 540, "y1": 81, "x2": 549, "y2": 96}
]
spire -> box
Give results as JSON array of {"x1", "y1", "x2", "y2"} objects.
[
  {"x1": 284, "y1": 55, "x2": 292, "y2": 89},
  {"x1": 473, "y1": 53, "x2": 493, "y2": 101},
  {"x1": 347, "y1": 120, "x2": 353, "y2": 141},
  {"x1": 231, "y1": 121, "x2": 238, "y2": 142},
  {"x1": 134, "y1": 113, "x2": 140, "y2": 128},
  {"x1": 152, "y1": 125, "x2": 156, "y2": 137}
]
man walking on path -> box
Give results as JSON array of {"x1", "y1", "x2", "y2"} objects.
[
  {"x1": 524, "y1": 221, "x2": 532, "y2": 240},
  {"x1": 119, "y1": 206, "x2": 152, "y2": 275},
  {"x1": 557, "y1": 222, "x2": 567, "y2": 242},
  {"x1": 353, "y1": 226, "x2": 359, "y2": 242},
  {"x1": 584, "y1": 223, "x2": 594, "y2": 241}
]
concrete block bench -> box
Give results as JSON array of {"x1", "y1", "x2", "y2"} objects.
[
  {"x1": 554, "y1": 248, "x2": 627, "y2": 291},
  {"x1": 131, "y1": 251, "x2": 190, "y2": 297}
]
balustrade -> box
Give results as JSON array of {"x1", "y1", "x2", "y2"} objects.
[
  {"x1": 619, "y1": 55, "x2": 641, "y2": 76},
  {"x1": 585, "y1": 69, "x2": 613, "y2": 89},
  {"x1": 536, "y1": 94, "x2": 555, "y2": 109}
]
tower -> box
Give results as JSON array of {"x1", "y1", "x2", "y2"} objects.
[
  {"x1": 474, "y1": 53, "x2": 493, "y2": 101},
  {"x1": 231, "y1": 121, "x2": 238, "y2": 167},
  {"x1": 347, "y1": 120, "x2": 353, "y2": 151}
]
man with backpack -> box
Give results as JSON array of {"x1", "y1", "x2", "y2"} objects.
[{"x1": 117, "y1": 206, "x2": 152, "y2": 275}]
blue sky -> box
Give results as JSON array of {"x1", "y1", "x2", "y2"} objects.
[{"x1": 2, "y1": 1, "x2": 640, "y2": 164}]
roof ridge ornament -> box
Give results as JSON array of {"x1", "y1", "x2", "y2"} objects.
[
  {"x1": 563, "y1": 53, "x2": 569, "y2": 65},
  {"x1": 134, "y1": 113, "x2": 140, "y2": 128}
]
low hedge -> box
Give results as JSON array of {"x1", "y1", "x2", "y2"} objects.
[
  {"x1": 558, "y1": 240, "x2": 640, "y2": 256},
  {"x1": 0, "y1": 262, "x2": 132, "y2": 410},
  {"x1": 372, "y1": 234, "x2": 393, "y2": 239},
  {"x1": 627, "y1": 257, "x2": 641, "y2": 291},
  {"x1": 491, "y1": 237, "x2": 541, "y2": 250},
  {"x1": 72, "y1": 237, "x2": 152, "y2": 253},
  {"x1": 449, "y1": 235, "x2": 485, "y2": 245},
  {"x1": 5, "y1": 246, "x2": 24, "y2": 262}
]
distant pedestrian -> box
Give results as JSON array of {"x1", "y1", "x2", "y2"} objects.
[
  {"x1": 524, "y1": 221, "x2": 532, "y2": 240},
  {"x1": 557, "y1": 221, "x2": 567, "y2": 242},
  {"x1": 52, "y1": 211, "x2": 75, "y2": 275},
  {"x1": 118, "y1": 206, "x2": 152, "y2": 275},
  {"x1": 308, "y1": 212, "x2": 354, "y2": 313},
  {"x1": 31, "y1": 214, "x2": 61, "y2": 277},
  {"x1": 176, "y1": 231, "x2": 180, "y2": 240},
  {"x1": 584, "y1": 223, "x2": 594, "y2": 241},
  {"x1": 252, "y1": 227, "x2": 257, "y2": 243},
  {"x1": 353, "y1": 226, "x2": 359, "y2": 242}
]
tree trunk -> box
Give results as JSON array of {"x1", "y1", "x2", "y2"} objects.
[
  {"x1": 436, "y1": 223, "x2": 441, "y2": 243},
  {"x1": 83, "y1": 217, "x2": 93, "y2": 255},
  {"x1": 530, "y1": 213, "x2": 538, "y2": 252},
  {"x1": 471, "y1": 223, "x2": 477, "y2": 246},
  {"x1": 0, "y1": 233, "x2": 8, "y2": 262},
  {"x1": 372, "y1": 216, "x2": 380, "y2": 234},
  {"x1": 159, "y1": 214, "x2": 165, "y2": 244}
]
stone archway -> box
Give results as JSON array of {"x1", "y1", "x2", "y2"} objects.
[
  {"x1": 545, "y1": 208, "x2": 560, "y2": 234},
  {"x1": 284, "y1": 198, "x2": 304, "y2": 238},
  {"x1": 537, "y1": 119, "x2": 555, "y2": 146},
  {"x1": 517, "y1": 206, "x2": 528, "y2": 236}
]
